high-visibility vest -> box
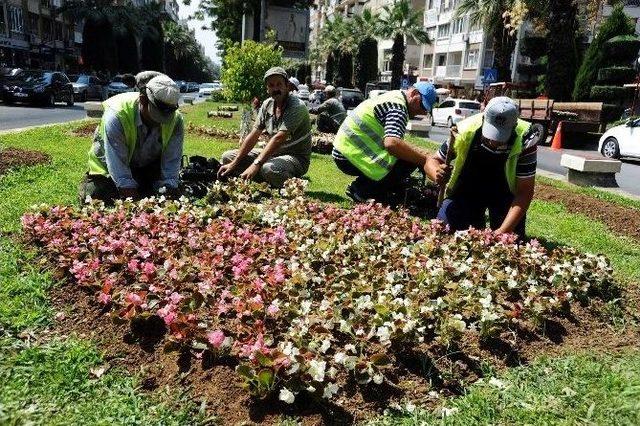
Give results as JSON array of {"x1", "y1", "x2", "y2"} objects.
[
  {"x1": 87, "y1": 92, "x2": 181, "y2": 176},
  {"x1": 334, "y1": 90, "x2": 408, "y2": 181},
  {"x1": 446, "y1": 114, "x2": 531, "y2": 197}
]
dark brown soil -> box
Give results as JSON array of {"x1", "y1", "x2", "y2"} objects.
[
  {"x1": 0, "y1": 147, "x2": 51, "y2": 176},
  {"x1": 49, "y1": 282, "x2": 640, "y2": 425},
  {"x1": 71, "y1": 121, "x2": 98, "y2": 137},
  {"x1": 536, "y1": 183, "x2": 640, "y2": 243}
]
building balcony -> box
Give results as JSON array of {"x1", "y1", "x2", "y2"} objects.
[{"x1": 446, "y1": 64, "x2": 461, "y2": 77}]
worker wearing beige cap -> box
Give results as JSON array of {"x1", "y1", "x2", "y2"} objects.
[
  {"x1": 425, "y1": 96, "x2": 539, "y2": 238},
  {"x1": 218, "y1": 66, "x2": 311, "y2": 187},
  {"x1": 309, "y1": 85, "x2": 346, "y2": 134},
  {"x1": 80, "y1": 73, "x2": 184, "y2": 203}
]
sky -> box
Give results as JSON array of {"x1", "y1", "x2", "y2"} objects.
[{"x1": 177, "y1": 1, "x2": 221, "y2": 64}]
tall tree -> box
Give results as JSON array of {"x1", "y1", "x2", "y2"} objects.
[
  {"x1": 352, "y1": 8, "x2": 380, "y2": 92},
  {"x1": 456, "y1": 0, "x2": 517, "y2": 83},
  {"x1": 378, "y1": 0, "x2": 430, "y2": 90},
  {"x1": 316, "y1": 14, "x2": 357, "y2": 86}
]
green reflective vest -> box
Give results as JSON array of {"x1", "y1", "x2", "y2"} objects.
[
  {"x1": 334, "y1": 90, "x2": 408, "y2": 181},
  {"x1": 445, "y1": 114, "x2": 531, "y2": 197},
  {"x1": 87, "y1": 92, "x2": 181, "y2": 176}
]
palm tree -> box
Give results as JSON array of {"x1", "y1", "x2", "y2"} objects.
[
  {"x1": 317, "y1": 14, "x2": 358, "y2": 86},
  {"x1": 378, "y1": 0, "x2": 430, "y2": 90},
  {"x1": 352, "y1": 8, "x2": 381, "y2": 92},
  {"x1": 456, "y1": 0, "x2": 517, "y2": 83}
]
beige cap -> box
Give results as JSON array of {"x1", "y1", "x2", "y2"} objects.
[{"x1": 145, "y1": 75, "x2": 180, "y2": 124}]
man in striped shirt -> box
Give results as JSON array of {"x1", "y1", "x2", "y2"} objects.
[
  {"x1": 332, "y1": 82, "x2": 437, "y2": 203},
  {"x1": 424, "y1": 97, "x2": 540, "y2": 239}
]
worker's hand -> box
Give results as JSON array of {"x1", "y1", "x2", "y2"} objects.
[
  {"x1": 431, "y1": 163, "x2": 451, "y2": 186},
  {"x1": 119, "y1": 187, "x2": 139, "y2": 200},
  {"x1": 217, "y1": 162, "x2": 236, "y2": 179},
  {"x1": 240, "y1": 163, "x2": 261, "y2": 181}
]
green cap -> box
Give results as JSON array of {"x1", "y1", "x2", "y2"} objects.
[{"x1": 263, "y1": 66, "x2": 288, "y2": 82}]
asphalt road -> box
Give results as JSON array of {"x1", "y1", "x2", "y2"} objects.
[
  {"x1": 0, "y1": 93, "x2": 204, "y2": 131},
  {"x1": 427, "y1": 124, "x2": 640, "y2": 197}
]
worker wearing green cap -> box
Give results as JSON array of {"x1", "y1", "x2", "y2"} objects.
[{"x1": 218, "y1": 67, "x2": 312, "y2": 188}]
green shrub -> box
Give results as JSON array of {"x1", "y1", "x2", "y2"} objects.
[
  {"x1": 597, "y1": 67, "x2": 637, "y2": 85},
  {"x1": 208, "y1": 91, "x2": 226, "y2": 102},
  {"x1": 221, "y1": 40, "x2": 284, "y2": 102},
  {"x1": 604, "y1": 35, "x2": 640, "y2": 61},
  {"x1": 590, "y1": 86, "x2": 632, "y2": 101},
  {"x1": 573, "y1": 5, "x2": 635, "y2": 100}
]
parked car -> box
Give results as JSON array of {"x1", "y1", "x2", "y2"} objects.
[
  {"x1": 187, "y1": 82, "x2": 199, "y2": 92},
  {"x1": 430, "y1": 98, "x2": 481, "y2": 127},
  {"x1": 198, "y1": 82, "x2": 221, "y2": 97},
  {"x1": 337, "y1": 88, "x2": 364, "y2": 110},
  {"x1": 296, "y1": 84, "x2": 310, "y2": 102},
  {"x1": 1, "y1": 70, "x2": 74, "y2": 106},
  {"x1": 175, "y1": 80, "x2": 188, "y2": 93},
  {"x1": 598, "y1": 118, "x2": 640, "y2": 159},
  {"x1": 309, "y1": 89, "x2": 326, "y2": 105},
  {"x1": 72, "y1": 74, "x2": 105, "y2": 101},
  {"x1": 107, "y1": 75, "x2": 136, "y2": 98}
]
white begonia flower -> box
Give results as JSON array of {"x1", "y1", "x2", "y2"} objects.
[
  {"x1": 279, "y1": 388, "x2": 295, "y2": 404},
  {"x1": 386, "y1": 272, "x2": 395, "y2": 283},
  {"x1": 328, "y1": 366, "x2": 338, "y2": 379},
  {"x1": 322, "y1": 382, "x2": 339, "y2": 399},
  {"x1": 391, "y1": 284, "x2": 403, "y2": 297},
  {"x1": 373, "y1": 373, "x2": 384, "y2": 385},
  {"x1": 343, "y1": 356, "x2": 358, "y2": 370},
  {"x1": 339, "y1": 320, "x2": 351, "y2": 333},
  {"x1": 334, "y1": 352, "x2": 347, "y2": 364},
  {"x1": 287, "y1": 362, "x2": 300, "y2": 375},
  {"x1": 479, "y1": 294, "x2": 492, "y2": 308},
  {"x1": 376, "y1": 326, "x2": 391, "y2": 343},
  {"x1": 488, "y1": 377, "x2": 506, "y2": 389},
  {"x1": 308, "y1": 359, "x2": 326, "y2": 382},
  {"x1": 440, "y1": 406, "x2": 459, "y2": 417},
  {"x1": 400, "y1": 246, "x2": 412, "y2": 257},
  {"x1": 507, "y1": 279, "x2": 518, "y2": 289},
  {"x1": 319, "y1": 299, "x2": 331, "y2": 311},
  {"x1": 405, "y1": 402, "x2": 416, "y2": 413},
  {"x1": 320, "y1": 339, "x2": 331, "y2": 353},
  {"x1": 306, "y1": 385, "x2": 316, "y2": 393},
  {"x1": 300, "y1": 300, "x2": 312, "y2": 314},
  {"x1": 345, "y1": 344, "x2": 356, "y2": 353}
]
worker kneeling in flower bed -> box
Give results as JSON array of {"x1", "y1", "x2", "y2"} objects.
[
  {"x1": 218, "y1": 67, "x2": 312, "y2": 188},
  {"x1": 332, "y1": 82, "x2": 437, "y2": 204},
  {"x1": 425, "y1": 97, "x2": 540, "y2": 239},
  {"x1": 80, "y1": 71, "x2": 183, "y2": 204}
]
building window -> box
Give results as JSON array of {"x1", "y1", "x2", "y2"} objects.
[
  {"x1": 0, "y1": 7, "x2": 6, "y2": 34},
  {"x1": 437, "y1": 53, "x2": 446, "y2": 66},
  {"x1": 383, "y1": 49, "x2": 392, "y2": 72},
  {"x1": 451, "y1": 18, "x2": 465, "y2": 34},
  {"x1": 426, "y1": 26, "x2": 436, "y2": 41},
  {"x1": 423, "y1": 54, "x2": 433, "y2": 69},
  {"x1": 466, "y1": 49, "x2": 479, "y2": 68},
  {"x1": 9, "y1": 6, "x2": 24, "y2": 34},
  {"x1": 437, "y1": 23, "x2": 450, "y2": 39},
  {"x1": 483, "y1": 50, "x2": 495, "y2": 68}
]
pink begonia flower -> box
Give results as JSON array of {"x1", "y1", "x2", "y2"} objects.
[
  {"x1": 127, "y1": 259, "x2": 140, "y2": 273},
  {"x1": 157, "y1": 305, "x2": 177, "y2": 325},
  {"x1": 267, "y1": 303, "x2": 280, "y2": 316},
  {"x1": 97, "y1": 292, "x2": 111, "y2": 304},
  {"x1": 168, "y1": 292, "x2": 183, "y2": 305},
  {"x1": 125, "y1": 293, "x2": 143, "y2": 306},
  {"x1": 168, "y1": 268, "x2": 179, "y2": 280},
  {"x1": 253, "y1": 278, "x2": 266, "y2": 292},
  {"x1": 141, "y1": 262, "x2": 156, "y2": 275},
  {"x1": 207, "y1": 330, "x2": 226, "y2": 348}
]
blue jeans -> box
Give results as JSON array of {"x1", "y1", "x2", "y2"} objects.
[{"x1": 436, "y1": 194, "x2": 526, "y2": 239}]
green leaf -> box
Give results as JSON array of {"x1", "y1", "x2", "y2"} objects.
[
  {"x1": 254, "y1": 351, "x2": 274, "y2": 367},
  {"x1": 370, "y1": 353, "x2": 391, "y2": 366},
  {"x1": 257, "y1": 369, "x2": 274, "y2": 388},
  {"x1": 236, "y1": 364, "x2": 254, "y2": 380}
]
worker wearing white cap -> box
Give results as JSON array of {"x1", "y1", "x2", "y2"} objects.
[
  {"x1": 424, "y1": 96, "x2": 540, "y2": 238},
  {"x1": 309, "y1": 85, "x2": 346, "y2": 134},
  {"x1": 81, "y1": 72, "x2": 184, "y2": 203}
]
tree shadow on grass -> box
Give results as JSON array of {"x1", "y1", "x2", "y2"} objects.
[{"x1": 306, "y1": 191, "x2": 348, "y2": 204}]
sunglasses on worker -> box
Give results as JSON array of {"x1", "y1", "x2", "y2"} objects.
[{"x1": 145, "y1": 86, "x2": 178, "y2": 113}]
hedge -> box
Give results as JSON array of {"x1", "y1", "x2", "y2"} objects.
[
  {"x1": 590, "y1": 85, "x2": 632, "y2": 101},
  {"x1": 605, "y1": 35, "x2": 640, "y2": 60},
  {"x1": 597, "y1": 67, "x2": 637, "y2": 85},
  {"x1": 602, "y1": 103, "x2": 625, "y2": 123}
]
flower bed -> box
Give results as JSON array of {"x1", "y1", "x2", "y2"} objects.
[{"x1": 22, "y1": 179, "x2": 615, "y2": 405}]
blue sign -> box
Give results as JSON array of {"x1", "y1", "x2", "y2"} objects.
[
  {"x1": 483, "y1": 68, "x2": 498, "y2": 84},
  {"x1": 401, "y1": 78, "x2": 409, "y2": 90}
]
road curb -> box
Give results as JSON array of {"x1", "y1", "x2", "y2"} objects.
[
  {"x1": 537, "y1": 169, "x2": 640, "y2": 201},
  {"x1": 0, "y1": 118, "x2": 93, "y2": 135}
]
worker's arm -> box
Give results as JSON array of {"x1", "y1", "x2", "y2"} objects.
[
  {"x1": 217, "y1": 127, "x2": 262, "y2": 177},
  {"x1": 495, "y1": 176, "x2": 535, "y2": 234},
  {"x1": 309, "y1": 100, "x2": 328, "y2": 115},
  {"x1": 102, "y1": 109, "x2": 139, "y2": 199},
  {"x1": 383, "y1": 136, "x2": 430, "y2": 168},
  {"x1": 239, "y1": 131, "x2": 288, "y2": 180},
  {"x1": 155, "y1": 116, "x2": 184, "y2": 190},
  {"x1": 424, "y1": 154, "x2": 451, "y2": 185}
]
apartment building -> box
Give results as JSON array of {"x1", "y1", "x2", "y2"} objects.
[{"x1": 419, "y1": 0, "x2": 493, "y2": 90}]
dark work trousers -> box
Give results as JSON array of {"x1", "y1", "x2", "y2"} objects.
[
  {"x1": 333, "y1": 148, "x2": 417, "y2": 203},
  {"x1": 78, "y1": 160, "x2": 161, "y2": 204},
  {"x1": 435, "y1": 136, "x2": 526, "y2": 239},
  {"x1": 317, "y1": 114, "x2": 340, "y2": 134}
]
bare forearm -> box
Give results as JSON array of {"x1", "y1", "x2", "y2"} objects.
[
  {"x1": 233, "y1": 129, "x2": 261, "y2": 163},
  {"x1": 255, "y1": 132, "x2": 287, "y2": 162},
  {"x1": 384, "y1": 138, "x2": 429, "y2": 167},
  {"x1": 497, "y1": 191, "x2": 534, "y2": 233}
]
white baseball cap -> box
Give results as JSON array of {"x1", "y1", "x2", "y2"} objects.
[
  {"x1": 482, "y1": 96, "x2": 519, "y2": 143},
  {"x1": 288, "y1": 77, "x2": 300, "y2": 90},
  {"x1": 145, "y1": 75, "x2": 180, "y2": 124}
]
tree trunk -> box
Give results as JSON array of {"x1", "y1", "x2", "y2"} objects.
[
  {"x1": 491, "y1": 26, "x2": 516, "y2": 83},
  {"x1": 390, "y1": 33, "x2": 404, "y2": 90},
  {"x1": 337, "y1": 52, "x2": 353, "y2": 88},
  {"x1": 546, "y1": 0, "x2": 578, "y2": 100},
  {"x1": 355, "y1": 38, "x2": 378, "y2": 92},
  {"x1": 325, "y1": 52, "x2": 336, "y2": 83}
]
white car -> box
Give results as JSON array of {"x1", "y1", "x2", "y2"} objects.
[
  {"x1": 295, "y1": 84, "x2": 310, "y2": 102},
  {"x1": 368, "y1": 89, "x2": 388, "y2": 99},
  {"x1": 430, "y1": 98, "x2": 481, "y2": 127},
  {"x1": 598, "y1": 118, "x2": 640, "y2": 159},
  {"x1": 199, "y1": 82, "x2": 221, "y2": 97}
]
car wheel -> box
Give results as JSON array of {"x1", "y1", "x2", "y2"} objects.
[
  {"x1": 447, "y1": 117, "x2": 453, "y2": 128},
  {"x1": 429, "y1": 114, "x2": 434, "y2": 126},
  {"x1": 48, "y1": 93, "x2": 56, "y2": 107},
  {"x1": 530, "y1": 122, "x2": 547, "y2": 145},
  {"x1": 81, "y1": 92, "x2": 87, "y2": 102},
  {"x1": 66, "y1": 93, "x2": 74, "y2": 107},
  {"x1": 601, "y1": 137, "x2": 620, "y2": 159}
]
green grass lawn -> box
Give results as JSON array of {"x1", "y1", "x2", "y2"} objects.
[{"x1": 1, "y1": 102, "x2": 639, "y2": 425}]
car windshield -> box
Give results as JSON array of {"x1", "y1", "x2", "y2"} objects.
[
  {"x1": 200, "y1": 83, "x2": 216, "y2": 88},
  {"x1": 75, "y1": 75, "x2": 90, "y2": 84},
  {"x1": 459, "y1": 102, "x2": 480, "y2": 110},
  {"x1": 341, "y1": 90, "x2": 363, "y2": 99},
  {"x1": 18, "y1": 71, "x2": 52, "y2": 84}
]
